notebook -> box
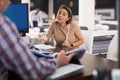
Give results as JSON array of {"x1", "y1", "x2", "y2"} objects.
[
  {"x1": 47, "y1": 64, "x2": 84, "y2": 80},
  {"x1": 31, "y1": 47, "x2": 86, "y2": 59}
]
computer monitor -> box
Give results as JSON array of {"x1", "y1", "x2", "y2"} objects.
[
  {"x1": 5, "y1": 3, "x2": 29, "y2": 36},
  {"x1": 116, "y1": 0, "x2": 120, "y2": 68}
]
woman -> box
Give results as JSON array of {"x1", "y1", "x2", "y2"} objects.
[{"x1": 38, "y1": 4, "x2": 84, "y2": 51}]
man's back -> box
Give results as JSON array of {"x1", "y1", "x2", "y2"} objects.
[{"x1": 0, "y1": 13, "x2": 57, "y2": 80}]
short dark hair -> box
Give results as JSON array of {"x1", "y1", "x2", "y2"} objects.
[{"x1": 58, "y1": 4, "x2": 72, "y2": 24}]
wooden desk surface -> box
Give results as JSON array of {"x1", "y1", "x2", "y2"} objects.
[
  {"x1": 61, "y1": 53, "x2": 118, "y2": 80},
  {"x1": 8, "y1": 46, "x2": 118, "y2": 80}
]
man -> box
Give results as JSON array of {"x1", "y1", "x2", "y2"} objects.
[
  {"x1": 29, "y1": 8, "x2": 48, "y2": 27},
  {"x1": 0, "y1": 0, "x2": 75, "y2": 80}
]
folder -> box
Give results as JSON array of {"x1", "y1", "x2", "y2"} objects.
[
  {"x1": 47, "y1": 64, "x2": 84, "y2": 80},
  {"x1": 32, "y1": 48, "x2": 86, "y2": 59}
]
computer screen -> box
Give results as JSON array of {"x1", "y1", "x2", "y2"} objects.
[
  {"x1": 5, "y1": 3, "x2": 29, "y2": 36},
  {"x1": 116, "y1": 0, "x2": 120, "y2": 68}
]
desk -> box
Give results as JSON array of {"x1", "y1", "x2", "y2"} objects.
[
  {"x1": 8, "y1": 47, "x2": 118, "y2": 80},
  {"x1": 32, "y1": 45, "x2": 118, "y2": 80},
  {"x1": 61, "y1": 53, "x2": 118, "y2": 80}
]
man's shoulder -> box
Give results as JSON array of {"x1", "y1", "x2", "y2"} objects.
[
  {"x1": 0, "y1": 14, "x2": 10, "y2": 24},
  {"x1": 29, "y1": 10, "x2": 36, "y2": 14}
]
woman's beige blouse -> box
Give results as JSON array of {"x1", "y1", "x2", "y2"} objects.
[{"x1": 47, "y1": 21, "x2": 84, "y2": 48}]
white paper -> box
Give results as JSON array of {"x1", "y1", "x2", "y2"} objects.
[{"x1": 33, "y1": 44, "x2": 56, "y2": 50}]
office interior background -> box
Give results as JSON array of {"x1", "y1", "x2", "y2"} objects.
[
  {"x1": 11, "y1": 0, "x2": 116, "y2": 19},
  {"x1": 7, "y1": 0, "x2": 120, "y2": 79},
  {"x1": 10, "y1": 0, "x2": 118, "y2": 55}
]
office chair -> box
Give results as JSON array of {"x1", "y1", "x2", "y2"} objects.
[
  {"x1": 80, "y1": 28, "x2": 94, "y2": 54},
  {"x1": 106, "y1": 33, "x2": 118, "y2": 61}
]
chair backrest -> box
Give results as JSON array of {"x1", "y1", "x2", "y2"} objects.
[
  {"x1": 80, "y1": 30, "x2": 94, "y2": 54},
  {"x1": 106, "y1": 33, "x2": 118, "y2": 61}
]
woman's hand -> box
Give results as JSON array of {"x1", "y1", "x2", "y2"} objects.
[
  {"x1": 56, "y1": 50, "x2": 76, "y2": 67},
  {"x1": 62, "y1": 40, "x2": 71, "y2": 48},
  {"x1": 38, "y1": 34, "x2": 48, "y2": 42}
]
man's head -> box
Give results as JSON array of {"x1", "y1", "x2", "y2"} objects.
[
  {"x1": 35, "y1": 8, "x2": 40, "y2": 15},
  {"x1": 0, "y1": 0, "x2": 11, "y2": 13}
]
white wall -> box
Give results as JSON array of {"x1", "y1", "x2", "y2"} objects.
[
  {"x1": 79, "y1": 0, "x2": 95, "y2": 54},
  {"x1": 79, "y1": 0, "x2": 95, "y2": 30},
  {"x1": 48, "y1": 0, "x2": 54, "y2": 18}
]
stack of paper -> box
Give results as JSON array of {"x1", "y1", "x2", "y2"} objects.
[{"x1": 33, "y1": 44, "x2": 56, "y2": 50}]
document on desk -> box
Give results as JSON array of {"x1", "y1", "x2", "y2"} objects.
[
  {"x1": 47, "y1": 64, "x2": 84, "y2": 80},
  {"x1": 33, "y1": 44, "x2": 56, "y2": 50}
]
